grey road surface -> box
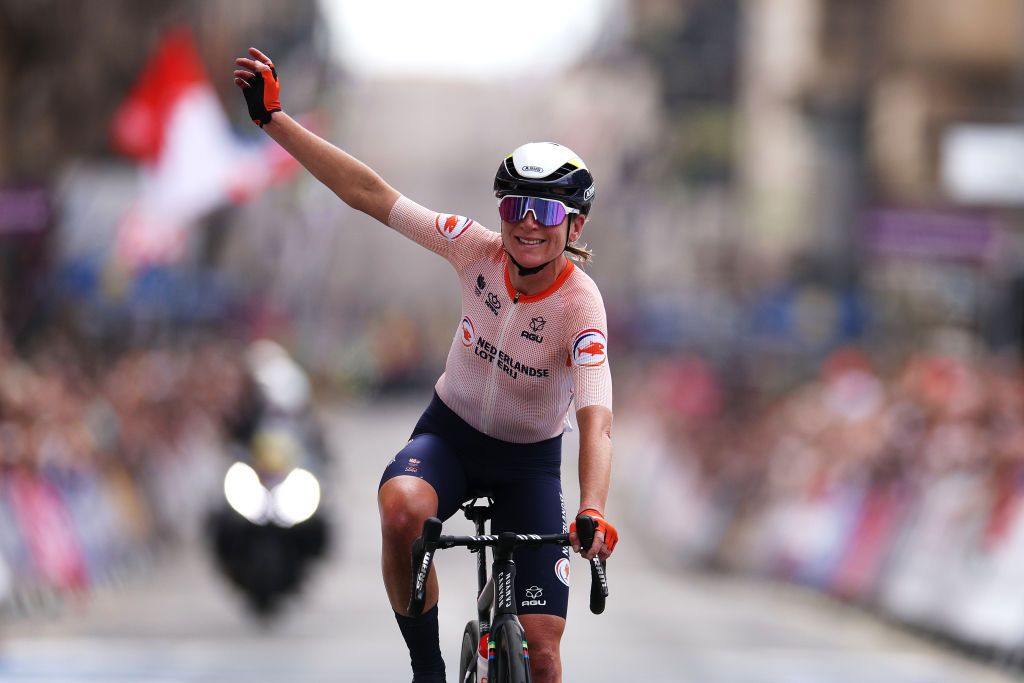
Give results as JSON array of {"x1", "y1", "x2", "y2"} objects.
[{"x1": 1, "y1": 398, "x2": 1019, "y2": 683}]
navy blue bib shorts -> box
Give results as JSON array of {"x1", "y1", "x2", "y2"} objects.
[{"x1": 380, "y1": 392, "x2": 571, "y2": 618}]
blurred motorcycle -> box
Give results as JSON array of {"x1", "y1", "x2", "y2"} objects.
[{"x1": 207, "y1": 341, "x2": 331, "y2": 617}]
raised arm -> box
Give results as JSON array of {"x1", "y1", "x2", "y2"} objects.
[
  {"x1": 261, "y1": 112, "x2": 399, "y2": 224},
  {"x1": 233, "y1": 47, "x2": 399, "y2": 225}
]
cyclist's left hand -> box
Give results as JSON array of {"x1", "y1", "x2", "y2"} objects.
[{"x1": 569, "y1": 509, "x2": 618, "y2": 561}]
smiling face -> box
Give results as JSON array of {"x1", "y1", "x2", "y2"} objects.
[{"x1": 501, "y1": 212, "x2": 585, "y2": 273}]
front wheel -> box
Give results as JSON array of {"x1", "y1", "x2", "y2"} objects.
[
  {"x1": 491, "y1": 621, "x2": 531, "y2": 683},
  {"x1": 459, "y1": 620, "x2": 480, "y2": 682}
]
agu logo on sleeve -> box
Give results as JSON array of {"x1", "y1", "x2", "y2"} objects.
[
  {"x1": 460, "y1": 317, "x2": 475, "y2": 347},
  {"x1": 571, "y1": 329, "x2": 607, "y2": 367},
  {"x1": 435, "y1": 213, "x2": 474, "y2": 241}
]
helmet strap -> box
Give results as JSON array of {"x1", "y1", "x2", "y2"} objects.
[{"x1": 506, "y1": 251, "x2": 555, "y2": 277}]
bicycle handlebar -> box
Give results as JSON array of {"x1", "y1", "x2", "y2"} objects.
[{"x1": 407, "y1": 514, "x2": 610, "y2": 616}]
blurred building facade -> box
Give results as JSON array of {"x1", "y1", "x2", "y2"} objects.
[
  {"x1": 623, "y1": 0, "x2": 1024, "y2": 381},
  {"x1": 738, "y1": 0, "x2": 1024, "y2": 357}
]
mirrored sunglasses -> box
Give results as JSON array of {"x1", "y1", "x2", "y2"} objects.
[{"x1": 498, "y1": 195, "x2": 579, "y2": 227}]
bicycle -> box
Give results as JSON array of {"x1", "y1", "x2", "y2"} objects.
[{"x1": 408, "y1": 498, "x2": 610, "y2": 683}]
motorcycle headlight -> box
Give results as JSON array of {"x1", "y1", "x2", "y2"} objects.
[
  {"x1": 224, "y1": 461, "x2": 270, "y2": 524},
  {"x1": 270, "y1": 467, "x2": 321, "y2": 527}
]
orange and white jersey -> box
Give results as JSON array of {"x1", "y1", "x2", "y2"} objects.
[{"x1": 388, "y1": 195, "x2": 612, "y2": 443}]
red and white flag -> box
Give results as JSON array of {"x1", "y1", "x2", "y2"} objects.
[{"x1": 110, "y1": 28, "x2": 296, "y2": 268}]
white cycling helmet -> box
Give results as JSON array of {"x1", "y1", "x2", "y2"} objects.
[{"x1": 493, "y1": 142, "x2": 596, "y2": 216}]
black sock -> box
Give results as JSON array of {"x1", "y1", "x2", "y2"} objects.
[{"x1": 395, "y1": 605, "x2": 446, "y2": 682}]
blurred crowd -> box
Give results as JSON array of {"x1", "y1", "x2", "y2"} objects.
[
  {"x1": 627, "y1": 345, "x2": 1024, "y2": 657},
  {"x1": 0, "y1": 336, "x2": 247, "y2": 616}
]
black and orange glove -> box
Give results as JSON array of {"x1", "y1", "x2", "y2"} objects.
[
  {"x1": 243, "y1": 64, "x2": 281, "y2": 127},
  {"x1": 570, "y1": 508, "x2": 619, "y2": 554}
]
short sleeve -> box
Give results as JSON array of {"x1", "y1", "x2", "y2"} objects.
[
  {"x1": 387, "y1": 195, "x2": 500, "y2": 270},
  {"x1": 565, "y1": 288, "x2": 612, "y2": 412}
]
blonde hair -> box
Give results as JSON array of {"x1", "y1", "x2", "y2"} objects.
[
  {"x1": 566, "y1": 242, "x2": 593, "y2": 264},
  {"x1": 566, "y1": 214, "x2": 593, "y2": 264}
]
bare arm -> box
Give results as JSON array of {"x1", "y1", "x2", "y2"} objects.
[
  {"x1": 576, "y1": 404, "x2": 614, "y2": 559},
  {"x1": 263, "y1": 113, "x2": 399, "y2": 224},
  {"x1": 235, "y1": 48, "x2": 399, "y2": 224}
]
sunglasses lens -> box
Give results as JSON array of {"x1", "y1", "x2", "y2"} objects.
[
  {"x1": 498, "y1": 196, "x2": 527, "y2": 222},
  {"x1": 534, "y1": 199, "x2": 567, "y2": 226},
  {"x1": 498, "y1": 197, "x2": 568, "y2": 226}
]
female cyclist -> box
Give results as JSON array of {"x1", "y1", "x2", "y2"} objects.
[{"x1": 234, "y1": 48, "x2": 618, "y2": 683}]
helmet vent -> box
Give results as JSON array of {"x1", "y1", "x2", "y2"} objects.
[
  {"x1": 504, "y1": 157, "x2": 524, "y2": 179},
  {"x1": 553, "y1": 162, "x2": 577, "y2": 178}
]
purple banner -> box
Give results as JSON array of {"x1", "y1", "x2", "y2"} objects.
[
  {"x1": 863, "y1": 208, "x2": 998, "y2": 263},
  {"x1": 0, "y1": 188, "x2": 51, "y2": 233}
]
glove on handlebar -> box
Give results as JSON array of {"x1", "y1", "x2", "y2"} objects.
[
  {"x1": 243, "y1": 64, "x2": 281, "y2": 127},
  {"x1": 571, "y1": 508, "x2": 619, "y2": 553}
]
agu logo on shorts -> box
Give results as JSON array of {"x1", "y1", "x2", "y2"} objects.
[
  {"x1": 571, "y1": 329, "x2": 607, "y2": 367},
  {"x1": 555, "y1": 557, "x2": 570, "y2": 587},
  {"x1": 460, "y1": 317, "x2": 475, "y2": 347},
  {"x1": 435, "y1": 213, "x2": 474, "y2": 241}
]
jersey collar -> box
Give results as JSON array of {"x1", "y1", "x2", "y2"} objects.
[{"x1": 504, "y1": 258, "x2": 575, "y2": 303}]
